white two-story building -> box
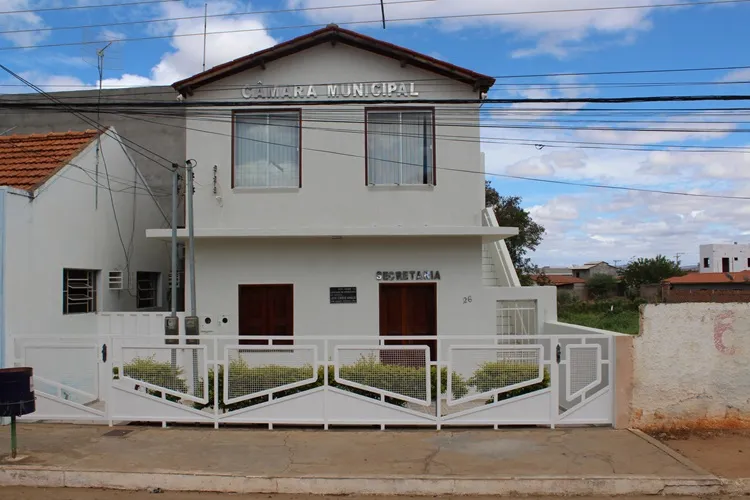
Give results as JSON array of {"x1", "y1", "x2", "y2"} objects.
[
  {"x1": 6, "y1": 26, "x2": 618, "y2": 429},
  {"x1": 146, "y1": 25, "x2": 546, "y2": 347}
]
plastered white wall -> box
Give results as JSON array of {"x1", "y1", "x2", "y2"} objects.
[
  {"x1": 184, "y1": 43, "x2": 484, "y2": 230},
  {"x1": 3, "y1": 129, "x2": 171, "y2": 338},
  {"x1": 631, "y1": 303, "x2": 750, "y2": 429},
  {"x1": 191, "y1": 237, "x2": 494, "y2": 336}
]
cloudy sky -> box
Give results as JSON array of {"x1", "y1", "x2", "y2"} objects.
[{"x1": 1, "y1": 0, "x2": 749, "y2": 267}]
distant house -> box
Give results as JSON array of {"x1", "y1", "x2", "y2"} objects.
[
  {"x1": 571, "y1": 261, "x2": 619, "y2": 280},
  {"x1": 699, "y1": 243, "x2": 750, "y2": 273},
  {"x1": 662, "y1": 271, "x2": 750, "y2": 303},
  {"x1": 532, "y1": 274, "x2": 587, "y2": 300}
]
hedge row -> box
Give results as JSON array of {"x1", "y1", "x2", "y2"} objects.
[{"x1": 121, "y1": 355, "x2": 549, "y2": 412}]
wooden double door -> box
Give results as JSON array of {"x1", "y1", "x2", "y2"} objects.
[
  {"x1": 379, "y1": 283, "x2": 437, "y2": 361},
  {"x1": 238, "y1": 284, "x2": 293, "y2": 345}
]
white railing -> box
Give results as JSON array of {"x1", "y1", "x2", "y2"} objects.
[
  {"x1": 11, "y1": 333, "x2": 615, "y2": 429},
  {"x1": 482, "y1": 208, "x2": 521, "y2": 287}
]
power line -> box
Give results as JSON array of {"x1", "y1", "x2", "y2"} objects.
[
  {"x1": 2, "y1": 0, "x2": 749, "y2": 51},
  {"x1": 0, "y1": 0, "x2": 434, "y2": 36},
  {"x1": 93, "y1": 107, "x2": 750, "y2": 152},
  {"x1": 0, "y1": 0, "x2": 181, "y2": 15},
  {"x1": 0, "y1": 63, "x2": 177, "y2": 171},
  {"x1": 12, "y1": 103, "x2": 750, "y2": 154},
  {"x1": 90, "y1": 107, "x2": 750, "y2": 201},
  {"x1": 9, "y1": 95, "x2": 750, "y2": 108}
]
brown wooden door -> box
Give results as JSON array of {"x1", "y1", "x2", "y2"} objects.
[
  {"x1": 379, "y1": 283, "x2": 437, "y2": 361},
  {"x1": 238, "y1": 285, "x2": 293, "y2": 345}
]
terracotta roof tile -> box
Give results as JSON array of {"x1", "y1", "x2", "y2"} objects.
[
  {"x1": 664, "y1": 271, "x2": 750, "y2": 285},
  {"x1": 0, "y1": 130, "x2": 101, "y2": 192}
]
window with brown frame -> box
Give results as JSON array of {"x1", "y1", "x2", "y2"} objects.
[
  {"x1": 233, "y1": 111, "x2": 301, "y2": 188},
  {"x1": 366, "y1": 109, "x2": 435, "y2": 185}
]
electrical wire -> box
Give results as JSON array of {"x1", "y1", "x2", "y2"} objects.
[
  {"x1": 15, "y1": 104, "x2": 750, "y2": 150},
  {"x1": 9, "y1": 95, "x2": 750, "y2": 108},
  {"x1": 0, "y1": 0, "x2": 435, "y2": 36},
  {"x1": 0, "y1": 63, "x2": 178, "y2": 172},
  {"x1": 77, "y1": 106, "x2": 750, "y2": 201},
  {"x1": 2, "y1": 0, "x2": 749, "y2": 51}
]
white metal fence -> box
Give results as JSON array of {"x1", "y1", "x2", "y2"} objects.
[{"x1": 10, "y1": 334, "x2": 614, "y2": 428}]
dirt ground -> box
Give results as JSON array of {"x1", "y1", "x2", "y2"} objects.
[
  {"x1": 0, "y1": 491, "x2": 738, "y2": 500},
  {"x1": 656, "y1": 429, "x2": 750, "y2": 478}
]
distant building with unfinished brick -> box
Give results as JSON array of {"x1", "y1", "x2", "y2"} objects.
[{"x1": 662, "y1": 270, "x2": 750, "y2": 303}]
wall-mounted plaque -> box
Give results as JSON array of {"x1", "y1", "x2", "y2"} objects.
[{"x1": 330, "y1": 287, "x2": 357, "y2": 304}]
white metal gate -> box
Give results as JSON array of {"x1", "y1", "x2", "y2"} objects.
[{"x1": 12, "y1": 334, "x2": 614, "y2": 428}]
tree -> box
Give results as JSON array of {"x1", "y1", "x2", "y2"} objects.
[
  {"x1": 485, "y1": 181, "x2": 545, "y2": 285},
  {"x1": 619, "y1": 255, "x2": 686, "y2": 294},
  {"x1": 586, "y1": 274, "x2": 618, "y2": 299}
]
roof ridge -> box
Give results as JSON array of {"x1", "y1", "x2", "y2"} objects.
[{"x1": 0, "y1": 129, "x2": 101, "y2": 141}]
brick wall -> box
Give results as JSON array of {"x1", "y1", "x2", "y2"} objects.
[{"x1": 663, "y1": 287, "x2": 750, "y2": 303}]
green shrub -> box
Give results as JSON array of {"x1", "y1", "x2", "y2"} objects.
[
  {"x1": 121, "y1": 356, "x2": 187, "y2": 403},
  {"x1": 194, "y1": 356, "x2": 470, "y2": 413},
  {"x1": 467, "y1": 361, "x2": 551, "y2": 403}
]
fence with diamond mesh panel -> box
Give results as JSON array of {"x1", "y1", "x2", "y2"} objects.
[
  {"x1": 118, "y1": 345, "x2": 207, "y2": 404},
  {"x1": 223, "y1": 346, "x2": 318, "y2": 405},
  {"x1": 334, "y1": 346, "x2": 430, "y2": 405}
]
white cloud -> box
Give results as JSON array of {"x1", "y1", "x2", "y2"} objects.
[
  {"x1": 0, "y1": 0, "x2": 49, "y2": 47},
  {"x1": 99, "y1": 1, "x2": 277, "y2": 87},
  {"x1": 720, "y1": 68, "x2": 750, "y2": 82},
  {"x1": 529, "y1": 196, "x2": 580, "y2": 221},
  {"x1": 289, "y1": 0, "x2": 660, "y2": 58},
  {"x1": 575, "y1": 114, "x2": 737, "y2": 145}
]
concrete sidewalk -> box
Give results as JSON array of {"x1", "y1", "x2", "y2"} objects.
[{"x1": 0, "y1": 424, "x2": 744, "y2": 496}]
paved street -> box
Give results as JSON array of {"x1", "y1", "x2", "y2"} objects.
[{"x1": 0, "y1": 491, "x2": 738, "y2": 500}]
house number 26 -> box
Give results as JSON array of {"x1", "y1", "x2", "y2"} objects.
[{"x1": 463, "y1": 296, "x2": 472, "y2": 304}]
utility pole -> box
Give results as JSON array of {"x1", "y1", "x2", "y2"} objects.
[
  {"x1": 675, "y1": 252, "x2": 685, "y2": 265},
  {"x1": 613, "y1": 259, "x2": 621, "y2": 268},
  {"x1": 185, "y1": 160, "x2": 199, "y2": 392},
  {"x1": 166, "y1": 163, "x2": 180, "y2": 363}
]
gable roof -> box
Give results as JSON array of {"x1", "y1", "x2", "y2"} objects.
[
  {"x1": 0, "y1": 130, "x2": 101, "y2": 192},
  {"x1": 664, "y1": 271, "x2": 750, "y2": 285},
  {"x1": 173, "y1": 24, "x2": 496, "y2": 95}
]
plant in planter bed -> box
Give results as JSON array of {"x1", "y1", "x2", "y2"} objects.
[
  {"x1": 118, "y1": 356, "x2": 188, "y2": 403},
  {"x1": 194, "y1": 356, "x2": 470, "y2": 413},
  {"x1": 466, "y1": 361, "x2": 551, "y2": 403}
]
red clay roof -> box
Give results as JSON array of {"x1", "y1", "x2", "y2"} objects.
[
  {"x1": 173, "y1": 24, "x2": 495, "y2": 95},
  {"x1": 664, "y1": 271, "x2": 750, "y2": 285},
  {"x1": 0, "y1": 130, "x2": 101, "y2": 192},
  {"x1": 533, "y1": 275, "x2": 586, "y2": 286}
]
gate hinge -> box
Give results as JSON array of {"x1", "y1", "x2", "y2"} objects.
[
  {"x1": 101, "y1": 344, "x2": 108, "y2": 363},
  {"x1": 555, "y1": 344, "x2": 561, "y2": 364}
]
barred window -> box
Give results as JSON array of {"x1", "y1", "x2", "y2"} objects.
[
  {"x1": 137, "y1": 272, "x2": 160, "y2": 309},
  {"x1": 63, "y1": 268, "x2": 98, "y2": 314}
]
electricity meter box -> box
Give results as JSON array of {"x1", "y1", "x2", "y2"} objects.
[
  {"x1": 185, "y1": 316, "x2": 200, "y2": 345},
  {"x1": 164, "y1": 316, "x2": 179, "y2": 345}
]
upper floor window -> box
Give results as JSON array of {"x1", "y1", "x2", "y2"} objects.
[
  {"x1": 366, "y1": 109, "x2": 435, "y2": 186},
  {"x1": 233, "y1": 110, "x2": 301, "y2": 188}
]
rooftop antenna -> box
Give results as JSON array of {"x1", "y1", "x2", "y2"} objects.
[
  {"x1": 202, "y1": 3, "x2": 208, "y2": 71},
  {"x1": 380, "y1": 0, "x2": 386, "y2": 28},
  {"x1": 94, "y1": 41, "x2": 113, "y2": 211}
]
